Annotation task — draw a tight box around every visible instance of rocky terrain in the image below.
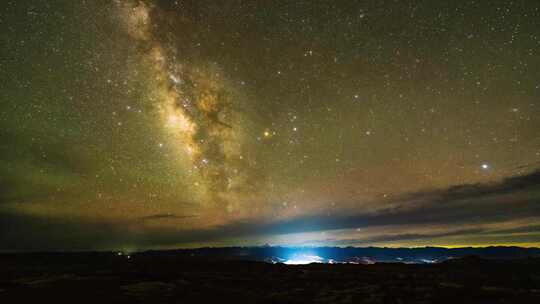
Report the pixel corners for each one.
[1,252,540,303]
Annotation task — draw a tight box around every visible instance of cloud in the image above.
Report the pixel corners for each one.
[1,170,539,251]
[139,213,199,221]
[158,169,540,245]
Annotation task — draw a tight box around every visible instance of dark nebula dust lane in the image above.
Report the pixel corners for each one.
[1,0,540,251]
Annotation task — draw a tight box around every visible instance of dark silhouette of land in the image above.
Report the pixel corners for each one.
[2,247,540,303]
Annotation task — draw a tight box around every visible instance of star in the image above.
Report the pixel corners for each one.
[3,0,540,251]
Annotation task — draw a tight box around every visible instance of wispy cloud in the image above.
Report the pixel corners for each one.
[1,170,539,251]
[139,213,199,221]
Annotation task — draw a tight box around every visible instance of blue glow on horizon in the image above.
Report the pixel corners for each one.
[282,248,325,264]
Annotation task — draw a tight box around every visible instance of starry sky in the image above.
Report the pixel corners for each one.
[1,0,540,251]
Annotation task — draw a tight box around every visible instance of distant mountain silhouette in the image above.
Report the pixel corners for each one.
[138,246,540,264]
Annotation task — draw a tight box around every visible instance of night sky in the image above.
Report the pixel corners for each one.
[1,0,540,251]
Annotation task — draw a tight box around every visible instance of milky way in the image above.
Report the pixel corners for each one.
[116,0,261,215]
[1,0,540,251]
